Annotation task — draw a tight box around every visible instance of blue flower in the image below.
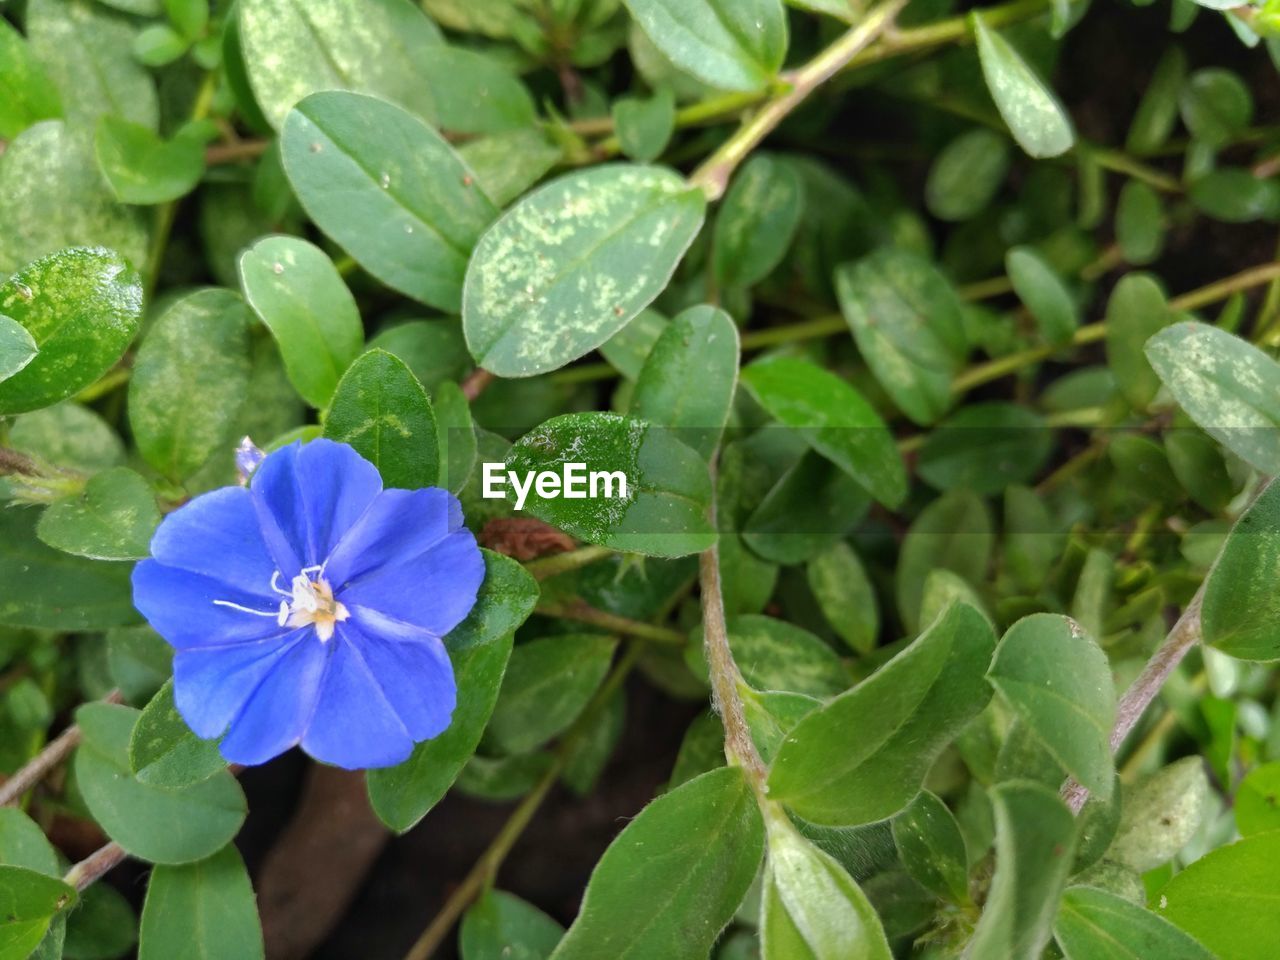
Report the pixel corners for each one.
[131,439,485,770]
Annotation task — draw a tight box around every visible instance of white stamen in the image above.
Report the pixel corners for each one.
[213,599,279,618]
[217,568,348,642]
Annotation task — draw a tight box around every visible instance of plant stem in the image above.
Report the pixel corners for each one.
[403,645,640,960]
[954,260,1280,395]
[63,842,127,892]
[523,544,613,579]
[0,690,122,808]
[534,600,685,645]
[698,466,768,789]
[1064,587,1204,813]
[690,0,911,200]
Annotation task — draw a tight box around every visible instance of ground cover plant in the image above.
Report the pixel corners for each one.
[1,0,1279,957]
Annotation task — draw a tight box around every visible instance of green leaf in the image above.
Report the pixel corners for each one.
[366,551,538,831]
[988,613,1116,799]
[458,129,562,208]
[1105,273,1172,410]
[93,117,205,205]
[0,316,38,385]
[549,767,765,960]
[621,0,787,93]
[36,467,159,561]
[917,403,1052,495]
[1054,885,1216,960]
[965,781,1077,960]
[1115,180,1166,266]
[0,809,60,875]
[1202,479,1280,660]
[688,615,848,698]
[972,12,1074,158]
[0,508,136,630]
[892,790,970,904]
[281,91,497,312]
[761,809,892,960]
[137,845,264,960]
[366,320,470,392]
[1126,47,1187,155]
[741,357,905,508]
[1006,247,1079,345]
[631,305,739,460]
[237,0,442,130]
[128,288,252,483]
[166,0,209,41]
[435,381,477,494]
[600,309,668,380]
[239,236,364,409]
[128,679,226,789]
[1146,321,1280,474]
[463,165,705,377]
[132,23,188,67]
[323,349,439,489]
[834,248,967,426]
[767,602,996,826]
[0,247,142,416]
[486,634,617,755]
[503,412,715,558]
[461,890,564,960]
[1154,832,1280,960]
[1235,762,1280,836]
[712,154,805,289]
[1179,68,1253,149]
[0,866,76,960]
[418,47,536,137]
[27,0,157,129]
[1109,757,1208,872]
[74,703,246,865]
[106,625,172,703]
[63,883,137,960]
[925,129,1011,222]
[0,19,61,139]
[613,88,676,163]
[1189,168,1280,223]
[896,489,993,633]
[806,542,878,655]
[0,123,148,277]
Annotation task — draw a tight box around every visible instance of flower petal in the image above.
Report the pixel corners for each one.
[299,628,417,769]
[172,630,310,739]
[341,619,456,742]
[132,560,290,650]
[324,487,461,587]
[250,439,382,575]
[339,528,484,638]
[149,486,277,596]
[216,633,330,765]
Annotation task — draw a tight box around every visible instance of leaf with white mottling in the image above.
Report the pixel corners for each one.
[973,13,1074,158]
[463,165,705,378]
[237,0,443,129]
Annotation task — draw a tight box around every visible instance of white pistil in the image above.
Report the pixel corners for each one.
[215,567,349,642]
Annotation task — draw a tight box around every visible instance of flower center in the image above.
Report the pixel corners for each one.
[213,564,349,642]
[280,570,349,642]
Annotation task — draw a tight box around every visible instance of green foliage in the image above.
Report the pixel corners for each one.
[137,846,263,960]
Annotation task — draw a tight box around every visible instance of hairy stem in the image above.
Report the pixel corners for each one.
[63,841,127,892]
[523,544,613,579]
[403,645,640,960]
[1064,588,1204,813]
[690,0,911,200]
